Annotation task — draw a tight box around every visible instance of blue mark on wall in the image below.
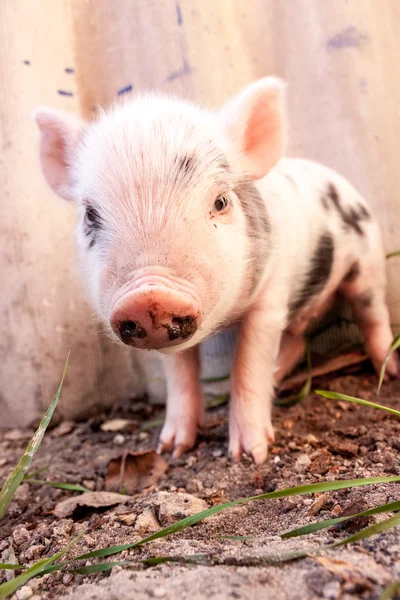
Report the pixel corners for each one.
[166,58,192,82]
[118,84,133,95]
[57,90,74,96]
[65,67,75,74]
[327,26,369,51]
[176,3,183,25]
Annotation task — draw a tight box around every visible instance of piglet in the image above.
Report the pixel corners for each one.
[34,78,398,464]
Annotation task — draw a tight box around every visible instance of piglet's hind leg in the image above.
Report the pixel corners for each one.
[340,258,399,379]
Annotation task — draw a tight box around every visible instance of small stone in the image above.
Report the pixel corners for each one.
[154,491,208,525]
[305,434,318,443]
[288,441,297,450]
[186,455,197,467]
[134,508,160,534]
[15,585,34,600]
[24,544,45,561]
[82,479,96,490]
[62,573,73,585]
[153,587,167,598]
[117,512,137,526]
[138,431,150,441]
[52,420,75,437]
[113,433,126,445]
[359,446,368,456]
[4,429,32,442]
[0,457,7,466]
[294,453,311,473]
[13,525,31,546]
[331,504,342,517]
[212,448,223,458]
[273,456,281,464]
[322,580,341,599]
[358,425,367,435]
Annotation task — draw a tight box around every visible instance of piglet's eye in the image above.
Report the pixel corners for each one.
[83,204,103,248]
[213,195,229,212]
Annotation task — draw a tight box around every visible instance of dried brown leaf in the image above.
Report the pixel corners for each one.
[53,491,132,519]
[105,450,168,494]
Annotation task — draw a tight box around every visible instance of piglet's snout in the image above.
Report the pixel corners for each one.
[110,285,202,349]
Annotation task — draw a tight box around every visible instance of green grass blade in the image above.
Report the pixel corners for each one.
[380,581,400,600]
[142,554,209,566]
[201,374,230,384]
[378,334,400,394]
[217,535,254,541]
[205,394,230,409]
[24,479,91,493]
[0,564,21,571]
[386,250,400,259]
[275,341,312,407]
[0,352,70,521]
[332,511,400,548]
[281,499,400,539]
[0,532,80,599]
[68,561,132,575]
[316,390,400,417]
[73,476,400,561]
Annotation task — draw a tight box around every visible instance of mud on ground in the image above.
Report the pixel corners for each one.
[1,366,400,600]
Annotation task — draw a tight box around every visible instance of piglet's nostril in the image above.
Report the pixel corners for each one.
[165,316,198,341]
[118,320,147,344]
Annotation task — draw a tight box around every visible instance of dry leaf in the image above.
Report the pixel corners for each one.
[307,492,329,516]
[105,450,168,494]
[53,491,132,519]
[313,555,357,576]
[100,419,137,432]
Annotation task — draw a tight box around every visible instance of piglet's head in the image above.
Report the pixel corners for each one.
[34,78,286,352]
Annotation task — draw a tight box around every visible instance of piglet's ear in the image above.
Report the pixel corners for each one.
[34,107,84,200]
[219,77,286,181]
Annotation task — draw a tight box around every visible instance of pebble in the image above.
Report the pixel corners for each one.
[0,457,7,466]
[322,580,341,599]
[331,504,342,517]
[134,507,160,534]
[15,586,34,600]
[113,433,126,445]
[12,525,31,546]
[82,479,96,490]
[154,491,208,525]
[117,512,137,526]
[153,587,167,598]
[24,544,45,561]
[273,456,281,464]
[212,448,223,458]
[294,453,311,473]
[62,573,73,585]
[52,420,75,437]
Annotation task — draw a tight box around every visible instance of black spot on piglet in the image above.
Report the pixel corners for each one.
[290,232,334,313]
[323,183,370,236]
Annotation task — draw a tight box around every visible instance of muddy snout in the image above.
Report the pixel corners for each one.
[110,285,202,349]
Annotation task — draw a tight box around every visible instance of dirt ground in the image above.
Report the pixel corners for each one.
[1,364,400,600]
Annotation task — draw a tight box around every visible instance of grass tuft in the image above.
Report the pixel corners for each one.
[316,390,400,417]
[0,353,70,521]
[377,334,400,394]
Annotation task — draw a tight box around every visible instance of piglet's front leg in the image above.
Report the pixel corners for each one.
[157,347,204,458]
[229,306,284,465]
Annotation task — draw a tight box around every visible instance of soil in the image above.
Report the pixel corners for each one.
[1,365,400,600]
